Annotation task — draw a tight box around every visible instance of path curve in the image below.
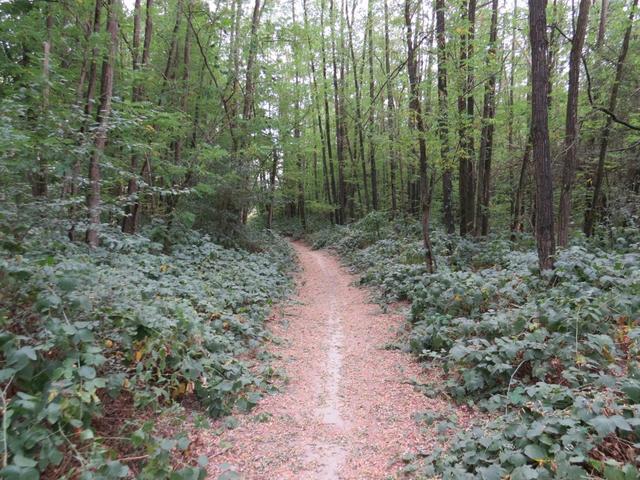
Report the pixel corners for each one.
[200,241,448,479]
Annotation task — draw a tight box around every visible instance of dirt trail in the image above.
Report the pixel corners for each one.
[201,241,449,479]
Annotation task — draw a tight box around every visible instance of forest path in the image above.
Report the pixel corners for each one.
[202,241,448,479]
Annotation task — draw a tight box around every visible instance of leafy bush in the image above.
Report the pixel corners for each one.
[0,217,292,479]
[312,219,640,478]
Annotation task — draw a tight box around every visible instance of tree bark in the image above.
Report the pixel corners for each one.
[474,0,498,236]
[86,0,119,247]
[292,0,306,230]
[596,0,609,49]
[367,0,378,211]
[346,3,370,212]
[528,0,555,270]
[304,0,333,213]
[405,0,435,272]
[123,0,153,234]
[320,0,338,222]
[435,0,453,234]
[557,0,590,246]
[330,0,347,224]
[457,0,476,236]
[584,0,638,237]
[384,0,398,217]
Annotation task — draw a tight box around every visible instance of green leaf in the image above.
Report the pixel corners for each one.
[478,464,506,480]
[105,461,129,478]
[524,444,547,461]
[13,454,37,468]
[511,465,540,480]
[78,366,96,379]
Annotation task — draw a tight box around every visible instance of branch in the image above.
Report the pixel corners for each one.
[187,14,239,147]
[581,55,640,132]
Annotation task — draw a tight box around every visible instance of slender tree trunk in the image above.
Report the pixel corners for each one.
[292,0,306,230]
[384,0,398,217]
[405,0,435,272]
[122,0,142,233]
[32,11,53,197]
[596,0,608,49]
[435,0,453,233]
[511,132,532,236]
[458,0,476,236]
[346,4,370,212]
[86,0,119,247]
[474,0,498,236]
[160,1,183,101]
[321,0,338,221]
[123,0,153,234]
[584,0,638,237]
[304,0,332,213]
[367,0,378,211]
[528,0,555,270]
[557,0,590,246]
[267,146,278,229]
[330,0,347,224]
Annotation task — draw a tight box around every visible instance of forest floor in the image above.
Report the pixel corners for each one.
[195,241,467,479]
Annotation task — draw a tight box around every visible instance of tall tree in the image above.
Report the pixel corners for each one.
[457,0,477,236]
[86,0,119,247]
[556,0,590,246]
[435,0,454,234]
[292,0,306,230]
[367,0,378,211]
[123,0,154,234]
[405,0,435,272]
[330,0,347,224]
[321,0,338,222]
[584,0,638,237]
[383,0,398,216]
[346,2,370,212]
[474,0,498,236]
[528,0,555,270]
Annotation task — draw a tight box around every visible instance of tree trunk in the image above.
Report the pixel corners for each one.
[435,0,453,233]
[511,132,532,237]
[458,0,476,236]
[528,0,555,270]
[123,0,153,234]
[320,0,338,222]
[474,0,498,236]
[596,0,609,49]
[557,0,590,246]
[584,0,637,237]
[32,11,53,197]
[367,0,378,211]
[346,4,370,212]
[330,0,347,224]
[267,146,278,229]
[405,0,435,272]
[384,0,398,217]
[292,0,306,230]
[304,0,333,213]
[86,0,119,247]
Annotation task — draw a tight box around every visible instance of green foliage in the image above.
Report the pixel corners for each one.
[0,219,292,478]
[313,219,640,477]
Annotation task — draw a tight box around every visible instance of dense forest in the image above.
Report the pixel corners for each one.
[1,0,640,477]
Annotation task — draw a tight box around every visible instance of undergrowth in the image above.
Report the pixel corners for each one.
[310,213,640,479]
[0,204,292,479]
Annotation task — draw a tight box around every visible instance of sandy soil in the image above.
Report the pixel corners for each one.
[197,241,455,479]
